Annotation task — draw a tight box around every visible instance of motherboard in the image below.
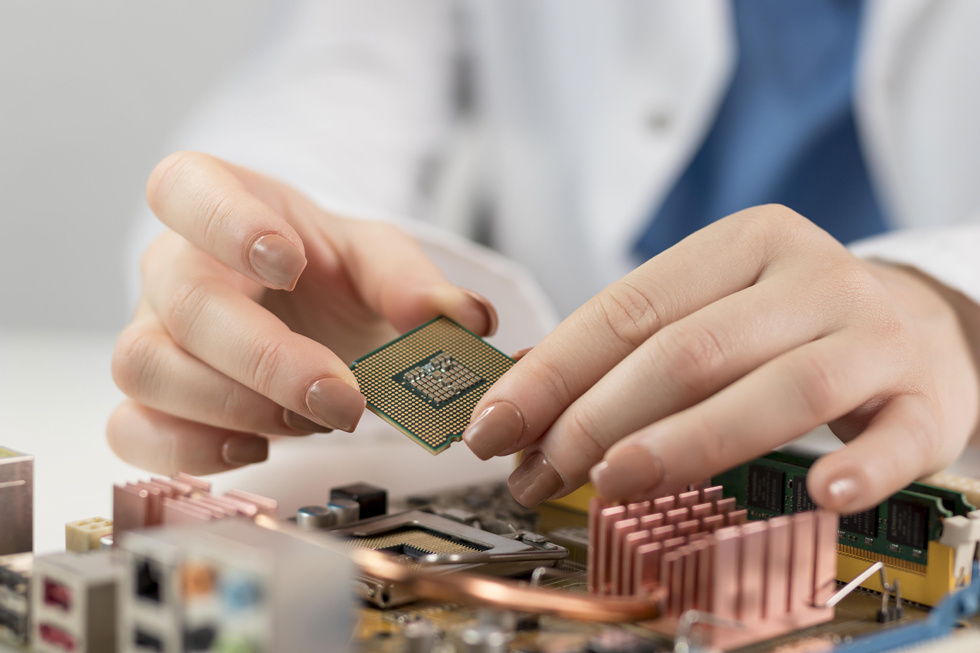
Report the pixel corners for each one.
[4,319,980,652]
[3,449,980,653]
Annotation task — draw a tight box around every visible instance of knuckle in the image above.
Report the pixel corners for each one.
[525,356,575,414]
[900,399,943,464]
[727,204,814,261]
[244,339,288,397]
[111,325,161,397]
[162,278,212,343]
[655,322,728,394]
[687,412,731,473]
[195,188,236,251]
[790,352,842,421]
[564,408,610,461]
[594,281,663,350]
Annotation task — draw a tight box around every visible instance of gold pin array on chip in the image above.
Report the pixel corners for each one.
[350,317,515,454]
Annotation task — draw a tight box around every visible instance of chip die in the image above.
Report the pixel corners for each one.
[350,316,515,454]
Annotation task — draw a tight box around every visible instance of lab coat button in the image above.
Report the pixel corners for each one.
[646,108,674,132]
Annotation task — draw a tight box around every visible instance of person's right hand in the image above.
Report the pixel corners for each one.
[108,152,497,475]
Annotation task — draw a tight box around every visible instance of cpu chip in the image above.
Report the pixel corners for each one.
[350,316,515,454]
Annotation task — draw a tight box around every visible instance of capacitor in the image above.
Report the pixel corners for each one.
[403,620,436,653]
[99,534,113,550]
[326,498,360,525]
[458,625,509,653]
[296,505,336,530]
[459,610,513,653]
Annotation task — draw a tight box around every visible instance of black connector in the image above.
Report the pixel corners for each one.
[0,606,27,637]
[135,558,162,603]
[134,628,164,651]
[183,625,218,651]
[330,482,387,519]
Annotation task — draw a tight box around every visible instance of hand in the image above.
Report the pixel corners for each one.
[109,152,496,475]
[464,205,980,511]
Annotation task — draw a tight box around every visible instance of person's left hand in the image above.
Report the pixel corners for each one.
[463,205,980,511]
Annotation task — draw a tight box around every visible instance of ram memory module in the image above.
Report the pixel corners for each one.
[712,450,976,605]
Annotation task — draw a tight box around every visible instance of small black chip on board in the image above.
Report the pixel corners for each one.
[792,475,818,513]
[841,508,879,538]
[747,465,785,513]
[794,476,879,537]
[887,498,929,550]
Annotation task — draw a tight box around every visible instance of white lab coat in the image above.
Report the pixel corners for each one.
[131,0,980,506]
[136,0,980,318]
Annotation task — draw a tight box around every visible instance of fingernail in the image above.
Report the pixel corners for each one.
[305,378,366,432]
[248,233,307,290]
[508,451,563,506]
[222,436,269,466]
[463,401,524,460]
[462,289,499,337]
[283,409,333,434]
[511,347,532,362]
[827,476,860,510]
[591,444,664,501]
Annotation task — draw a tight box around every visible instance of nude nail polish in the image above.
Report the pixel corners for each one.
[463,402,525,460]
[222,436,269,466]
[462,289,499,337]
[248,233,307,290]
[827,476,859,510]
[283,409,332,433]
[591,444,664,501]
[508,452,563,506]
[305,378,366,432]
[510,347,533,361]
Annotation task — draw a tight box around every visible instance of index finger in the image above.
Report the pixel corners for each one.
[146,151,307,291]
[463,208,792,461]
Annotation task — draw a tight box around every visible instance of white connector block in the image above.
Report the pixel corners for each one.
[939,512,980,584]
[66,517,113,553]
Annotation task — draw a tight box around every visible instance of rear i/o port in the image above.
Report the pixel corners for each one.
[0,607,27,638]
[135,558,162,603]
[39,623,76,651]
[183,625,217,651]
[43,578,73,611]
[134,628,164,651]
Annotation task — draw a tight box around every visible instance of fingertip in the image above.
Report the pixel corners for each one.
[106,400,266,476]
[305,377,366,432]
[247,232,307,290]
[591,443,664,502]
[283,408,333,434]
[511,347,533,361]
[463,401,524,460]
[221,435,269,466]
[807,456,874,513]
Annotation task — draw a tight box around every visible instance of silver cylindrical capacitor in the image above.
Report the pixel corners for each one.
[297,505,336,530]
[404,620,436,653]
[459,625,509,653]
[327,498,360,525]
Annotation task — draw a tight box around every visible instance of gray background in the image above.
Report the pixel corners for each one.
[0,1,269,334]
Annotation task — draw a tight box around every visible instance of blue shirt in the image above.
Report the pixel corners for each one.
[634,0,890,261]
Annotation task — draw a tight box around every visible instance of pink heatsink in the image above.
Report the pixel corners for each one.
[589,488,838,651]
